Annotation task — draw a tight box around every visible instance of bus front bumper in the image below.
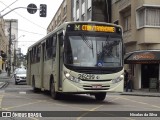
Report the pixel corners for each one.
[62,79,124,93]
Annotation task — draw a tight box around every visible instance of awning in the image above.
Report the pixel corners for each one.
[124,50,160,64]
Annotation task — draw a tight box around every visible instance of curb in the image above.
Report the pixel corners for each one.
[121,93,160,97]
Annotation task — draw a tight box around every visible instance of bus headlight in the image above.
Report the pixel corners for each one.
[64,71,80,83]
[112,75,124,84]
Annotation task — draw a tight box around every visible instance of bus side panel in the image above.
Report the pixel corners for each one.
[27,52,31,85]
[43,60,52,90]
[31,63,41,88]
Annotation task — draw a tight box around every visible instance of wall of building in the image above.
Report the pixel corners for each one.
[92,0,111,22]
[47,0,72,33]
[72,0,92,21]
[112,0,160,90]
[5,19,18,72]
[0,18,8,71]
[0,18,8,55]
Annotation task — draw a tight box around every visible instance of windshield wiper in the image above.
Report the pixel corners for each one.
[81,34,93,49]
[81,34,94,57]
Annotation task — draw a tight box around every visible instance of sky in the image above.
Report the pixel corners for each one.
[0,0,63,54]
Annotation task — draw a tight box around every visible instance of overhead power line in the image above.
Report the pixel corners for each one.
[4,24,45,36]
[0,0,19,12]
[0,1,47,30]
[17,28,45,36]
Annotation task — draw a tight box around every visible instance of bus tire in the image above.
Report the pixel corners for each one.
[50,80,59,100]
[32,77,40,92]
[94,92,106,101]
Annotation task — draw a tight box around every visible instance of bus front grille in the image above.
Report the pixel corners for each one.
[81,79,112,82]
[83,85,110,90]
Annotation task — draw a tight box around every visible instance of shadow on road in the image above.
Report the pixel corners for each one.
[33,90,119,105]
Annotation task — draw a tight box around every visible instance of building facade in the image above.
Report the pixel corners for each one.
[47,0,72,33]
[71,0,111,22]
[5,19,18,72]
[112,0,160,89]
[0,18,8,71]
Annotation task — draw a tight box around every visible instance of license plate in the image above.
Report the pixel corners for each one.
[92,85,102,88]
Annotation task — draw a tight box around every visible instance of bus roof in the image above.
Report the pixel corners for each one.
[27,21,122,51]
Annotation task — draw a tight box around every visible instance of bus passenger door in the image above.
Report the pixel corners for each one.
[58,32,64,90]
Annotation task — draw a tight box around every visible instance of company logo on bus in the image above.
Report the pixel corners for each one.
[74,25,115,33]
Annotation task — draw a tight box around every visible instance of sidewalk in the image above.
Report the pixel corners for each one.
[121,89,160,97]
[0,71,11,88]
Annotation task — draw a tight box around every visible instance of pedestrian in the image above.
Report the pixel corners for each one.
[126,69,133,92]
[124,70,128,87]
[5,66,8,72]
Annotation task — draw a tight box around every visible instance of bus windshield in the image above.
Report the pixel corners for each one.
[64,33,122,68]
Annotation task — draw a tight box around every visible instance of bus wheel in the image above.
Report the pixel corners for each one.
[50,80,59,100]
[94,92,106,101]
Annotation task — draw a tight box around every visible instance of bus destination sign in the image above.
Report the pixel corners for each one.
[67,24,115,33]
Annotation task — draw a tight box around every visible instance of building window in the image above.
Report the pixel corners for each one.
[55,20,57,25]
[81,14,85,21]
[63,5,67,15]
[87,8,91,21]
[73,7,75,21]
[58,14,61,22]
[82,1,85,15]
[76,0,79,10]
[76,9,79,20]
[120,9,131,32]
[87,0,91,9]
[124,15,131,31]
[137,7,160,28]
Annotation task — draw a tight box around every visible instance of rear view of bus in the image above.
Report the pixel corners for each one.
[62,22,124,100]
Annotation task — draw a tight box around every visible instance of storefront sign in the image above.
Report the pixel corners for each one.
[133,53,155,60]
[124,51,160,64]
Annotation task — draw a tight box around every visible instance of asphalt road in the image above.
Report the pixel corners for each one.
[0,77,160,120]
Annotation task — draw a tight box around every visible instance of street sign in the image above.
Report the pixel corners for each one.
[27,4,37,14]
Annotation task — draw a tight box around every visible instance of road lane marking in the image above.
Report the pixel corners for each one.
[44,101,90,110]
[77,96,121,120]
[0,91,4,110]
[3,92,47,101]
[77,96,136,120]
[120,97,160,109]
[3,100,46,110]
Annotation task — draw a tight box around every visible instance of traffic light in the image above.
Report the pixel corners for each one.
[40,4,47,17]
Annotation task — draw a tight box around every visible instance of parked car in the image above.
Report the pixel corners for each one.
[14,68,27,85]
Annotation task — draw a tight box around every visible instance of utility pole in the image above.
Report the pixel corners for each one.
[13,35,25,69]
[8,20,12,77]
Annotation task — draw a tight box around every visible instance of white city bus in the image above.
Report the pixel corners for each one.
[27,21,124,101]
